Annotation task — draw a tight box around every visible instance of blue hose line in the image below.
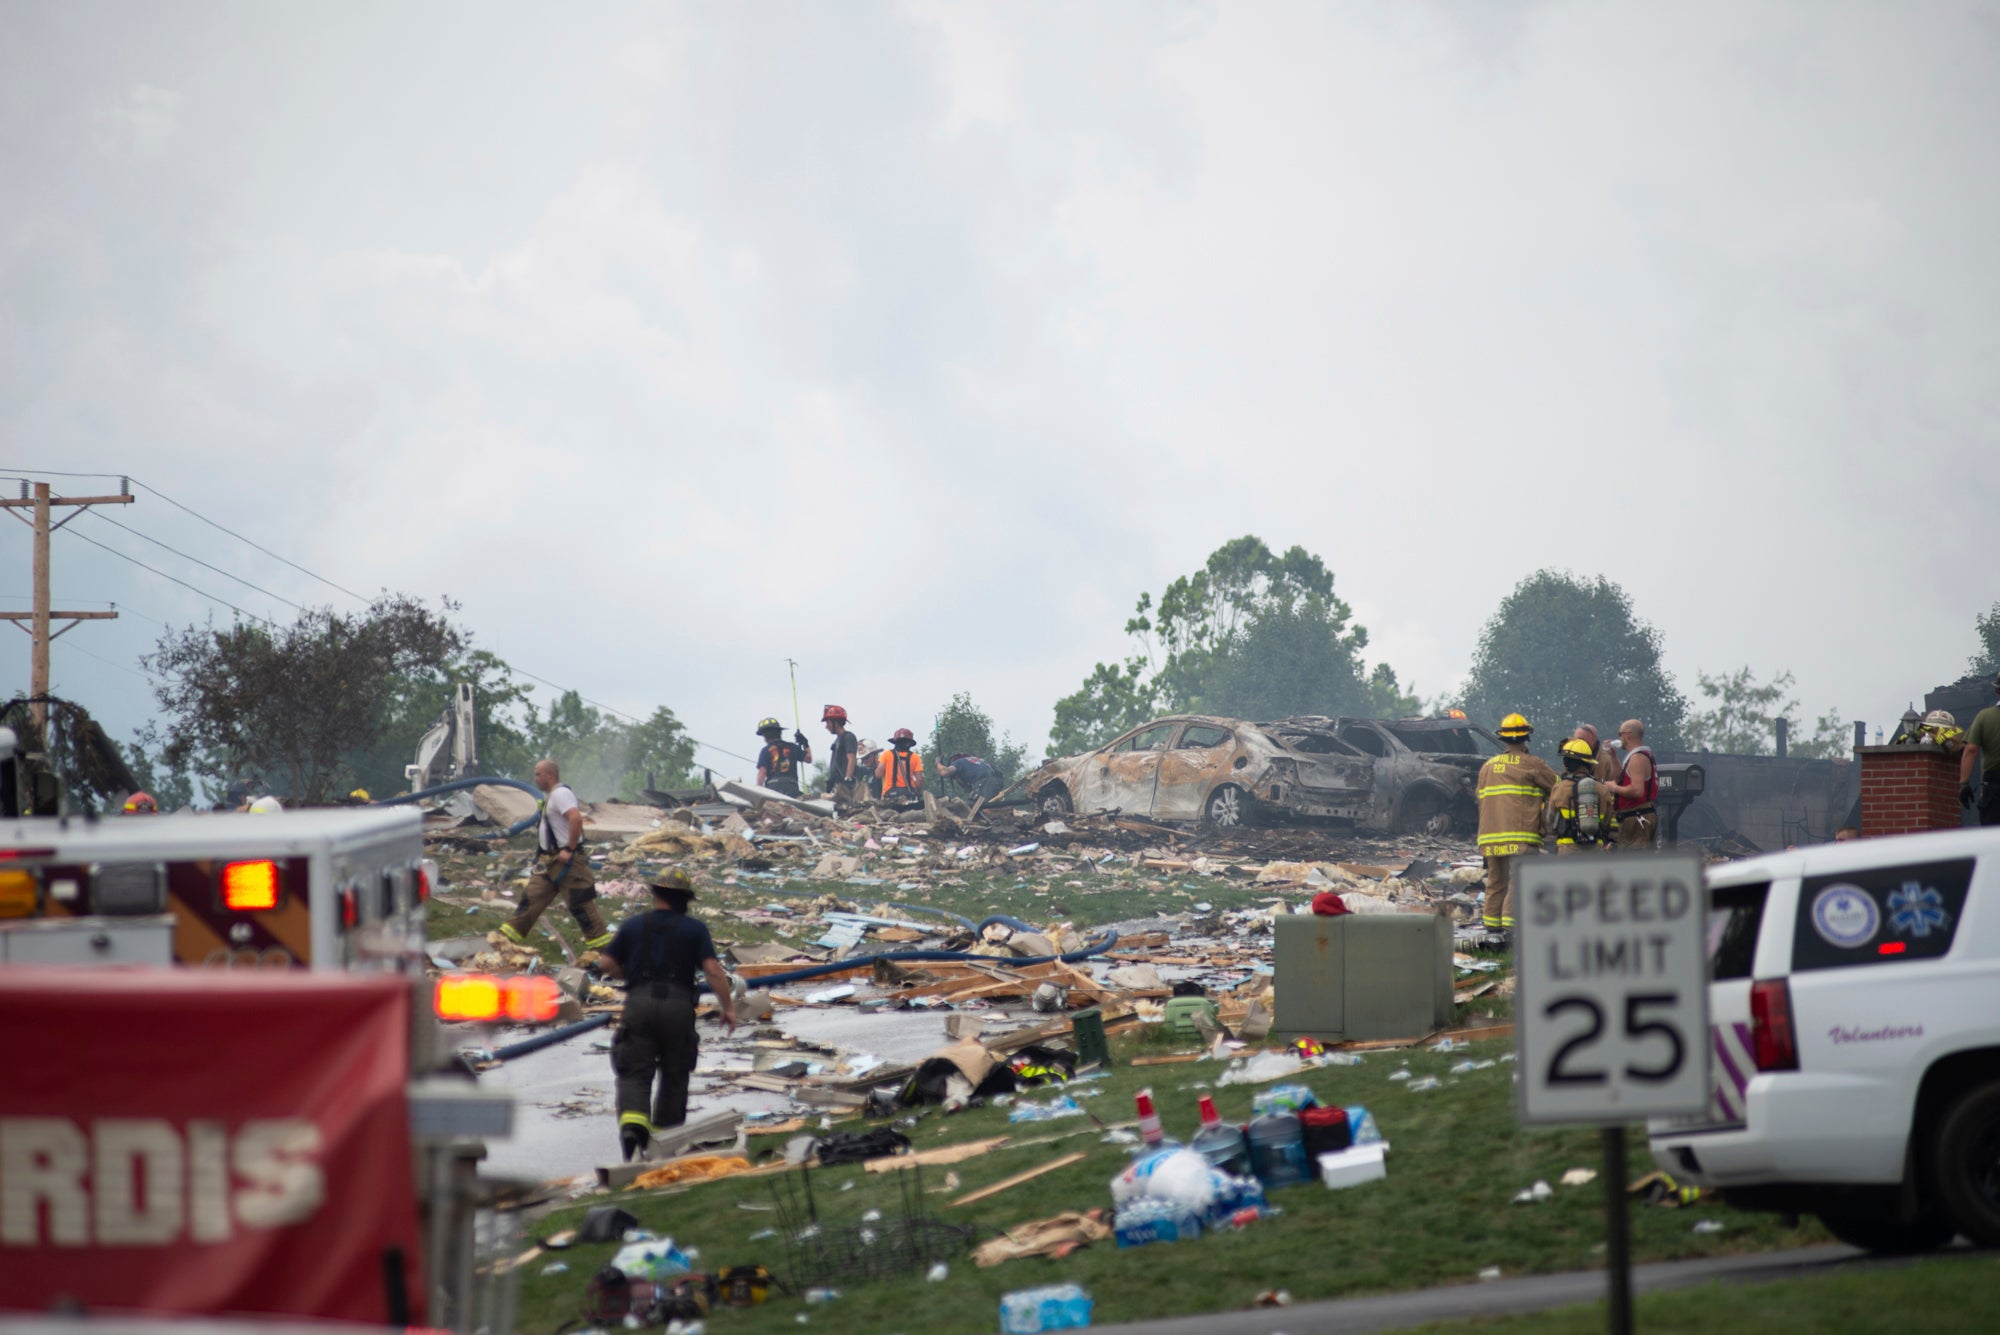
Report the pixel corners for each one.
[977,915,1040,935]
[486,928,1120,1063]
[725,927,1119,992]
[375,775,544,838]
[491,1012,611,1061]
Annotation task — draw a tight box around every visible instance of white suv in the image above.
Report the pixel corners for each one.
[1648,826,2000,1253]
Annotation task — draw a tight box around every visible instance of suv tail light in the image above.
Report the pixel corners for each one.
[415,859,436,903]
[1749,978,1799,1071]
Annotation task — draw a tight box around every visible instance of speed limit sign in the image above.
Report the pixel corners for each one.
[1517,851,1711,1125]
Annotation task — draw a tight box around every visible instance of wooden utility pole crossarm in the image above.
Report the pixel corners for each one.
[4,481,136,740]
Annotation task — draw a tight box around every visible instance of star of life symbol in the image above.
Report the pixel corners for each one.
[1887,881,1947,937]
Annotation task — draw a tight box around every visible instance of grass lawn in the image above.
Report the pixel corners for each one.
[503,1027,1827,1334]
[1392,1251,2000,1334]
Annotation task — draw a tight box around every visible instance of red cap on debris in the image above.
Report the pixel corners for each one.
[1198,1094,1220,1125]
[1135,1089,1157,1119]
[1310,891,1351,917]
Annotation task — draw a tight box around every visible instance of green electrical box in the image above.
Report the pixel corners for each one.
[1273,913,1453,1043]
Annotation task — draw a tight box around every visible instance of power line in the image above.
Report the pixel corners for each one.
[54,526,274,627]
[130,478,371,604]
[78,506,307,613]
[48,635,157,684]
[10,467,753,768]
[1,467,368,604]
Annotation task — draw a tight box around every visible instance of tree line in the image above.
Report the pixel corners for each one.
[118,546,2000,807]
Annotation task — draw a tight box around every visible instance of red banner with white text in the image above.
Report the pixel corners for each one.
[0,969,423,1322]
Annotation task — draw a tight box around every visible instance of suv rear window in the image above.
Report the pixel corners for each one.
[1708,882,1769,980]
[1791,857,1974,973]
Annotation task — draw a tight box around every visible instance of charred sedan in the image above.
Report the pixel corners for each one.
[1005,714,1481,834]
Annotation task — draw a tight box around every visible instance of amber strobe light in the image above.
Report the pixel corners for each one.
[0,869,36,918]
[434,974,561,1024]
[220,859,281,911]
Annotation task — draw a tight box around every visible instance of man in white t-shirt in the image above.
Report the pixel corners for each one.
[502,758,614,951]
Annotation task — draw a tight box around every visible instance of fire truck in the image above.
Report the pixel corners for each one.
[0,807,431,970]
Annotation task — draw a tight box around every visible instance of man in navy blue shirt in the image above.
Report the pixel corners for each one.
[938,754,1004,802]
[600,870,736,1161]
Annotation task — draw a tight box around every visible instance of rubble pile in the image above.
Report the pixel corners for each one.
[415,785,1513,1192]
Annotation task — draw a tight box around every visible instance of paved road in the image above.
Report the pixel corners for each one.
[1094,1242,1988,1334]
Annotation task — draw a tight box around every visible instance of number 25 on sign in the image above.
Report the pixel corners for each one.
[1517,852,1711,1125]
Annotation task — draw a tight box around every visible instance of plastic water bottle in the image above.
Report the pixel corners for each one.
[1190,1095,1251,1177]
[1247,1110,1312,1189]
[1000,1282,1094,1331]
[1135,1088,1164,1146]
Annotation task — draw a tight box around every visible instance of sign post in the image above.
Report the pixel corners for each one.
[1516,850,1710,1335]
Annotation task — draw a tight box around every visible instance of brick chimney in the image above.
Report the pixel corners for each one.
[1856,744,1962,837]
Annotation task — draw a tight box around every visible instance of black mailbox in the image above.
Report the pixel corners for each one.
[1654,762,1705,846]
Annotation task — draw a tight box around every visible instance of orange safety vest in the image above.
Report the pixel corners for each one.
[880,747,923,795]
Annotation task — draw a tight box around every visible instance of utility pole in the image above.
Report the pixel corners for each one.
[1,479,135,743]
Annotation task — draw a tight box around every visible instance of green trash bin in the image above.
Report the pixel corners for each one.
[1071,1005,1111,1068]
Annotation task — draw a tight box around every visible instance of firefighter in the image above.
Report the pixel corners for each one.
[502,759,614,953]
[820,705,860,805]
[598,870,736,1162]
[937,754,1005,803]
[1601,718,1659,849]
[878,728,924,807]
[1546,739,1609,854]
[121,791,158,814]
[1476,713,1558,942]
[753,717,812,797]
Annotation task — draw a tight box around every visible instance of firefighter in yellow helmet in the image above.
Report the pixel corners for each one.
[1546,739,1610,855]
[1476,713,1558,942]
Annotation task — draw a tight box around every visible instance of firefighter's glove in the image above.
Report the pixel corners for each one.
[1961,783,1978,810]
[794,730,810,750]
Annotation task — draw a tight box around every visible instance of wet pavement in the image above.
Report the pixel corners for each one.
[476,1003,995,1183]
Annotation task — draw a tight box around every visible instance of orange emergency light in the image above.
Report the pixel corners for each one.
[434,974,562,1024]
[220,859,282,911]
[0,869,36,918]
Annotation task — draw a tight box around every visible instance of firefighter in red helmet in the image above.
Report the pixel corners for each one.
[878,728,924,808]
[820,705,860,807]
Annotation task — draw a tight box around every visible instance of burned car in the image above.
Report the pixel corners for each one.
[1004,714,1488,834]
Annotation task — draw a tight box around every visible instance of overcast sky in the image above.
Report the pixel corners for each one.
[5,0,1997,780]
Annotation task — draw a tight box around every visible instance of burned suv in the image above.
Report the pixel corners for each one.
[1006,714,1484,834]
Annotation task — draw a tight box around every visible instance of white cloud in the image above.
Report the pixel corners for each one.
[4,0,1996,771]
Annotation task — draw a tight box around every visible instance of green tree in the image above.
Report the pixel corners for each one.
[1049,536,1411,755]
[346,647,537,796]
[142,595,464,803]
[123,738,203,812]
[1200,594,1421,722]
[1047,656,1156,757]
[1972,601,2000,677]
[1457,571,1687,757]
[929,692,1030,784]
[521,690,698,800]
[1686,666,1848,759]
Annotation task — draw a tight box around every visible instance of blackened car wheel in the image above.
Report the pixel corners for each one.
[1038,785,1074,819]
[1934,1081,2000,1247]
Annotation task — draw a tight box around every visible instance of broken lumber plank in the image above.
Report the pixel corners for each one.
[866,1136,1011,1172]
[949,1152,1089,1207]
[986,1007,1137,1055]
[1129,1052,1208,1066]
